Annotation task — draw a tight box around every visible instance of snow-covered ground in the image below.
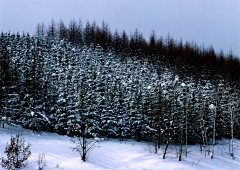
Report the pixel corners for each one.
[0,124,239,170]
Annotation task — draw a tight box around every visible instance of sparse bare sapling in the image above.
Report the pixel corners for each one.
[71,136,99,162]
[37,152,47,170]
[1,134,31,170]
[71,124,99,162]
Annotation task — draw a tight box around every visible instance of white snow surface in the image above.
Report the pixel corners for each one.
[0,124,240,170]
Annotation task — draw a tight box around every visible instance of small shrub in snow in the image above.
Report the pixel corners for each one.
[71,137,100,162]
[1,134,31,170]
[37,152,47,170]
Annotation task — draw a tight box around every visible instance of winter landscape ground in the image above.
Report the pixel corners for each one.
[1,124,239,170]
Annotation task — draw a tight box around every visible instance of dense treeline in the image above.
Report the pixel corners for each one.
[36,19,240,85]
[0,19,240,159]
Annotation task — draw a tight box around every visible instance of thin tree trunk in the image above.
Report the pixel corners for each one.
[212,85,218,159]
[158,121,162,149]
[211,105,216,159]
[162,112,165,154]
[231,107,234,159]
[199,103,205,155]
[162,131,165,154]
[33,48,36,133]
[175,143,178,158]
[184,97,188,158]
[203,122,209,156]
[158,97,162,149]
[82,133,86,162]
[154,138,158,154]
[202,101,209,156]
[179,126,183,161]
[163,134,170,159]
[81,125,86,162]
[200,119,205,155]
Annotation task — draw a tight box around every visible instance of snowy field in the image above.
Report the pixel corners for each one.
[0,124,239,170]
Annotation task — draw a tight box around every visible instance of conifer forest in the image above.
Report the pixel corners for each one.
[1,19,240,161]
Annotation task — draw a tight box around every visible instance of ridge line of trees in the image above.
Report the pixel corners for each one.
[34,19,240,85]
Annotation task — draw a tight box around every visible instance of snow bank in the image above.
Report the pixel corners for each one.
[0,124,239,170]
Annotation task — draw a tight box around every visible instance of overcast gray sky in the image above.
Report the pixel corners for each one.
[0,0,239,57]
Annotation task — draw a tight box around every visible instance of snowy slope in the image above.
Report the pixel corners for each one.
[0,124,239,170]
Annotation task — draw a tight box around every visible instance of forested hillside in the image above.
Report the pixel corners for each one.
[0,19,240,159]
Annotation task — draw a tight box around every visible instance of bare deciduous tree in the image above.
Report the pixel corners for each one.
[70,123,100,162]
